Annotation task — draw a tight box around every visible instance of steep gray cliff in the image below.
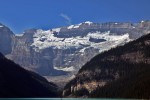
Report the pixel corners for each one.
[0,21,150,78]
[0,23,14,55]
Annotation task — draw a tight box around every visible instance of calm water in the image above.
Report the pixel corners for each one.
[0,98,137,100]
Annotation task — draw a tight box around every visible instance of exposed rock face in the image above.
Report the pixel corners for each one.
[10,29,65,75]
[0,23,14,55]
[0,21,150,77]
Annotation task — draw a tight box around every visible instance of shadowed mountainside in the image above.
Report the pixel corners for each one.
[63,33,150,99]
[0,53,58,98]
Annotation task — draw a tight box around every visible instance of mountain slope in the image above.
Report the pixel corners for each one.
[0,23,14,55]
[10,21,150,77]
[0,21,149,87]
[0,52,58,97]
[90,64,150,98]
[63,33,150,99]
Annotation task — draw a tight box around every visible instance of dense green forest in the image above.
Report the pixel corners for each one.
[63,33,150,99]
[90,63,150,98]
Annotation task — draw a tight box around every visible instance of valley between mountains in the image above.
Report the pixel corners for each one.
[0,20,150,98]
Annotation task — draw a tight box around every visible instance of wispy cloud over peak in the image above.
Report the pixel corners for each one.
[60,13,72,25]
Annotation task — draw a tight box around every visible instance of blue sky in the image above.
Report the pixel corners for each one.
[0,0,150,33]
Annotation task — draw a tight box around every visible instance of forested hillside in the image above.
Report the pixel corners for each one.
[63,33,150,99]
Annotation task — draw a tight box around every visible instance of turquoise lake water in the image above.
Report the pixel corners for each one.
[0,98,137,100]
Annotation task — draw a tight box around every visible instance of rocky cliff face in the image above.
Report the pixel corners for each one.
[10,22,129,76]
[1,21,150,78]
[0,23,14,55]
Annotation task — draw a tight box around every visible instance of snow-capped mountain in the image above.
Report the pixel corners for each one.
[31,30,130,51]
[31,30,130,73]
[1,21,150,77]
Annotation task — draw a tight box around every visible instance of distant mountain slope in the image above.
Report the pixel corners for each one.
[0,52,58,97]
[63,33,150,99]
[0,23,14,55]
[0,21,150,86]
[9,21,150,76]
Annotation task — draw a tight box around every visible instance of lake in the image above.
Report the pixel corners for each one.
[0,98,137,100]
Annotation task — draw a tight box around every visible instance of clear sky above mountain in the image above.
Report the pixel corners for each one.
[0,0,150,33]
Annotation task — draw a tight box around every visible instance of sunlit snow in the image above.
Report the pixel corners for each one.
[67,23,82,29]
[31,30,130,52]
[54,66,75,72]
[15,34,24,36]
[84,21,93,25]
[52,28,61,33]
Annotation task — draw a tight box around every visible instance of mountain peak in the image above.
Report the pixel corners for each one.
[0,25,4,28]
[84,21,93,25]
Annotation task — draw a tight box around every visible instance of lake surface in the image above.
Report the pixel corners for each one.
[0,98,137,100]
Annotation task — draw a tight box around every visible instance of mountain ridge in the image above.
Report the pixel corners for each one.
[63,33,150,98]
[0,20,150,86]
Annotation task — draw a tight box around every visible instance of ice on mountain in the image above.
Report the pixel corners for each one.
[15,34,24,36]
[31,29,130,52]
[79,48,87,53]
[52,28,61,33]
[68,25,74,29]
[84,21,93,25]
[132,26,135,28]
[73,25,80,28]
[54,66,75,72]
[67,24,81,29]
[141,20,145,23]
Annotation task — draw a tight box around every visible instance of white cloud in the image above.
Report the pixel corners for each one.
[60,13,72,25]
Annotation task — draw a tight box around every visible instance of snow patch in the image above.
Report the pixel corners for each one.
[79,48,87,53]
[67,23,82,29]
[67,21,93,29]
[15,34,24,37]
[54,66,75,72]
[68,25,74,29]
[52,28,61,33]
[84,21,93,25]
[0,25,3,28]
[73,25,80,28]
[141,20,146,23]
